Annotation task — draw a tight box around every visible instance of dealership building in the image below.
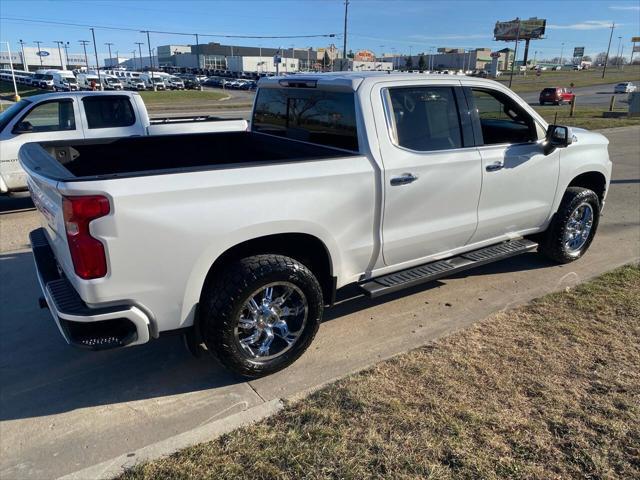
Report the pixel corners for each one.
[0,45,94,71]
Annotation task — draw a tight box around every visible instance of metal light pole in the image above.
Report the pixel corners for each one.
[34,41,44,67]
[195,33,201,71]
[508,18,521,88]
[90,28,102,88]
[602,23,615,78]
[105,42,114,68]
[615,36,622,68]
[54,41,65,69]
[19,39,28,71]
[141,31,156,90]
[132,50,136,69]
[135,42,144,71]
[559,42,564,66]
[63,42,70,69]
[4,42,20,100]
[79,40,90,71]
[342,0,349,69]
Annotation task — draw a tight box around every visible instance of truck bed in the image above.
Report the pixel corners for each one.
[20,131,358,181]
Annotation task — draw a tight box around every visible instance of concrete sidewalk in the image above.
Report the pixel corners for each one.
[1,127,638,479]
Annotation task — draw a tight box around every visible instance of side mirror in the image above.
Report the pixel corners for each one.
[544,125,573,155]
[13,121,33,134]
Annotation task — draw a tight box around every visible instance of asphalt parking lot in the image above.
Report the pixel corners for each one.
[1,126,638,479]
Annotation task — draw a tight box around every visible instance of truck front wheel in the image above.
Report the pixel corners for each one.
[201,255,323,377]
[539,187,600,263]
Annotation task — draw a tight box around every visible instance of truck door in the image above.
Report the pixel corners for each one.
[374,83,482,266]
[464,87,559,244]
[0,98,83,192]
[79,94,146,138]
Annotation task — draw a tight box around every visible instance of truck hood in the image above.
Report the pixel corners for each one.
[569,127,609,147]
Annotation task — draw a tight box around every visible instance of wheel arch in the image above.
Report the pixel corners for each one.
[567,171,607,204]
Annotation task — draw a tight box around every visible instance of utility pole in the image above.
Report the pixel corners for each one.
[79,40,90,71]
[63,42,70,69]
[342,0,349,70]
[19,39,29,71]
[620,45,625,70]
[141,31,156,90]
[602,23,615,78]
[132,50,137,70]
[54,41,65,69]
[34,40,44,67]
[90,28,102,88]
[135,42,144,71]
[194,33,201,71]
[105,42,114,68]
[508,18,521,88]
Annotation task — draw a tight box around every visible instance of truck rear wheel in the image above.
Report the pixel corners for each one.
[539,187,600,264]
[201,254,323,378]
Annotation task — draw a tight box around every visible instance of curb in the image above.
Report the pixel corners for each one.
[57,398,284,480]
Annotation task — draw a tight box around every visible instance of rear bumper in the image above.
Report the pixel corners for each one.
[29,228,151,350]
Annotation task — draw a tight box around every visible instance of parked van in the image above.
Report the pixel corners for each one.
[102,75,124,90]
[140,73,166,90]
[34,70,55,89]
[125,74,146,91]
[77,73,100,90]
[49,70,79,91]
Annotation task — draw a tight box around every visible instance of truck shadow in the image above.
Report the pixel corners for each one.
[1,249,552,422]
[0,251,244,422]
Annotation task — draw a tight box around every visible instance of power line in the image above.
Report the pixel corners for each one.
[0,16,337,39]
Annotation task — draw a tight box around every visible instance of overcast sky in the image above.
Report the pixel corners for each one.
[1,0,639,60]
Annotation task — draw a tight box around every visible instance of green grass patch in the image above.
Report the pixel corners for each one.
[138,89,229,106]
[0,80,42,100]
[119,265,640,480]
[497,65,640,93]
[532,105,640,130]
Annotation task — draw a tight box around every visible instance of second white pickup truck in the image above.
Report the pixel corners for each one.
[0,91,247,193]
[21,72,611,377]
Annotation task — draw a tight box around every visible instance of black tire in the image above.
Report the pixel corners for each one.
[539,101,545,106]
[539,187,600,264]
[201,254,323,378]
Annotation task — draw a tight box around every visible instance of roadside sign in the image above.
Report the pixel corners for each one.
[273,55,281,65]
[634,46,640,53]
[632,36,640,43]
[36,51,50,57]
[573,47,584,58]
[536,69,541,77]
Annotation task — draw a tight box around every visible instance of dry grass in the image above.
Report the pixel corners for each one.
[121,265,640,480]
[532,106,640,130]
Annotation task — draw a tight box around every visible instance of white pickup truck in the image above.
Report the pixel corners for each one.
[21,72,611,377]
[0,91,247,193]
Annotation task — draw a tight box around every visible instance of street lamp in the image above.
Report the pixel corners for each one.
[616,36,622,68]
[79,40,90,70]
[559,42,564,66]
[105,42,114,68]
[19,39,29,71]
[34,40,44,67]
[135,42,144,71]
[54,41,65,69]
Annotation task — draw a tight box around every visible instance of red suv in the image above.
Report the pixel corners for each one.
[539,87,575,105]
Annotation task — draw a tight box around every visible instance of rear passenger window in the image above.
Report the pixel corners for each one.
[471,89,536,145]
[386,87,463,152]
[253,88,359,151]
[82,96,135,129]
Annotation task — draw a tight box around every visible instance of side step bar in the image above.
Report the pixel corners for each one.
[359,239,538,298]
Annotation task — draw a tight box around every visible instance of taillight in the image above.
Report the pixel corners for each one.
[62,195,110,279]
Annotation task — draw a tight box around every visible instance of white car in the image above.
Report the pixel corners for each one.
[21,73,611,378]
[0,91,248,193]
[614,82,636,94]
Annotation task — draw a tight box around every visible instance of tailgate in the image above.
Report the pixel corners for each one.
[24,165,75,280]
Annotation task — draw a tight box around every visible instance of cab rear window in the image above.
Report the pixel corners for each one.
[252,88,359,151]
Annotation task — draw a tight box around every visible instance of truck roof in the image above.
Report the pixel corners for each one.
[25,90,140,103]
[258,71,505,91]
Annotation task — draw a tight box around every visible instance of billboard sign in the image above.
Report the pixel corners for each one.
[354,49,375,62]
[494,18,546,40]
[632,36,640,43]
[633,46,640,53]
[573,47,585,58]
[36,50,50,57]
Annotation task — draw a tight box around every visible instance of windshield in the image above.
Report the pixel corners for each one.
[66,78,77,83]
[106,78,119,84]
[43,75,53,80]
[33,74,44,79]
[0,99,32,132]
[152,77,163,83]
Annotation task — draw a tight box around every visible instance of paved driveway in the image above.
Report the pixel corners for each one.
[1,127,638,479]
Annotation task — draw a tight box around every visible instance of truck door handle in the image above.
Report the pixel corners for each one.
[390,173,418,186]
[486,162,504,172]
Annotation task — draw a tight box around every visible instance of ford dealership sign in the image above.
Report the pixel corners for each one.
[36,51,50,57]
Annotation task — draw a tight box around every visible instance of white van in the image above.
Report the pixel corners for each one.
[76,73,100,90]
[125,73,146,91]
[102,75,124,90]
[48,70,79,91]
[140,73,166,90]
[34,70,55,89]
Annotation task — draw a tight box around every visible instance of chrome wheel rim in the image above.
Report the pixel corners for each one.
[564,202,594,254]
[234,282,308,361]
